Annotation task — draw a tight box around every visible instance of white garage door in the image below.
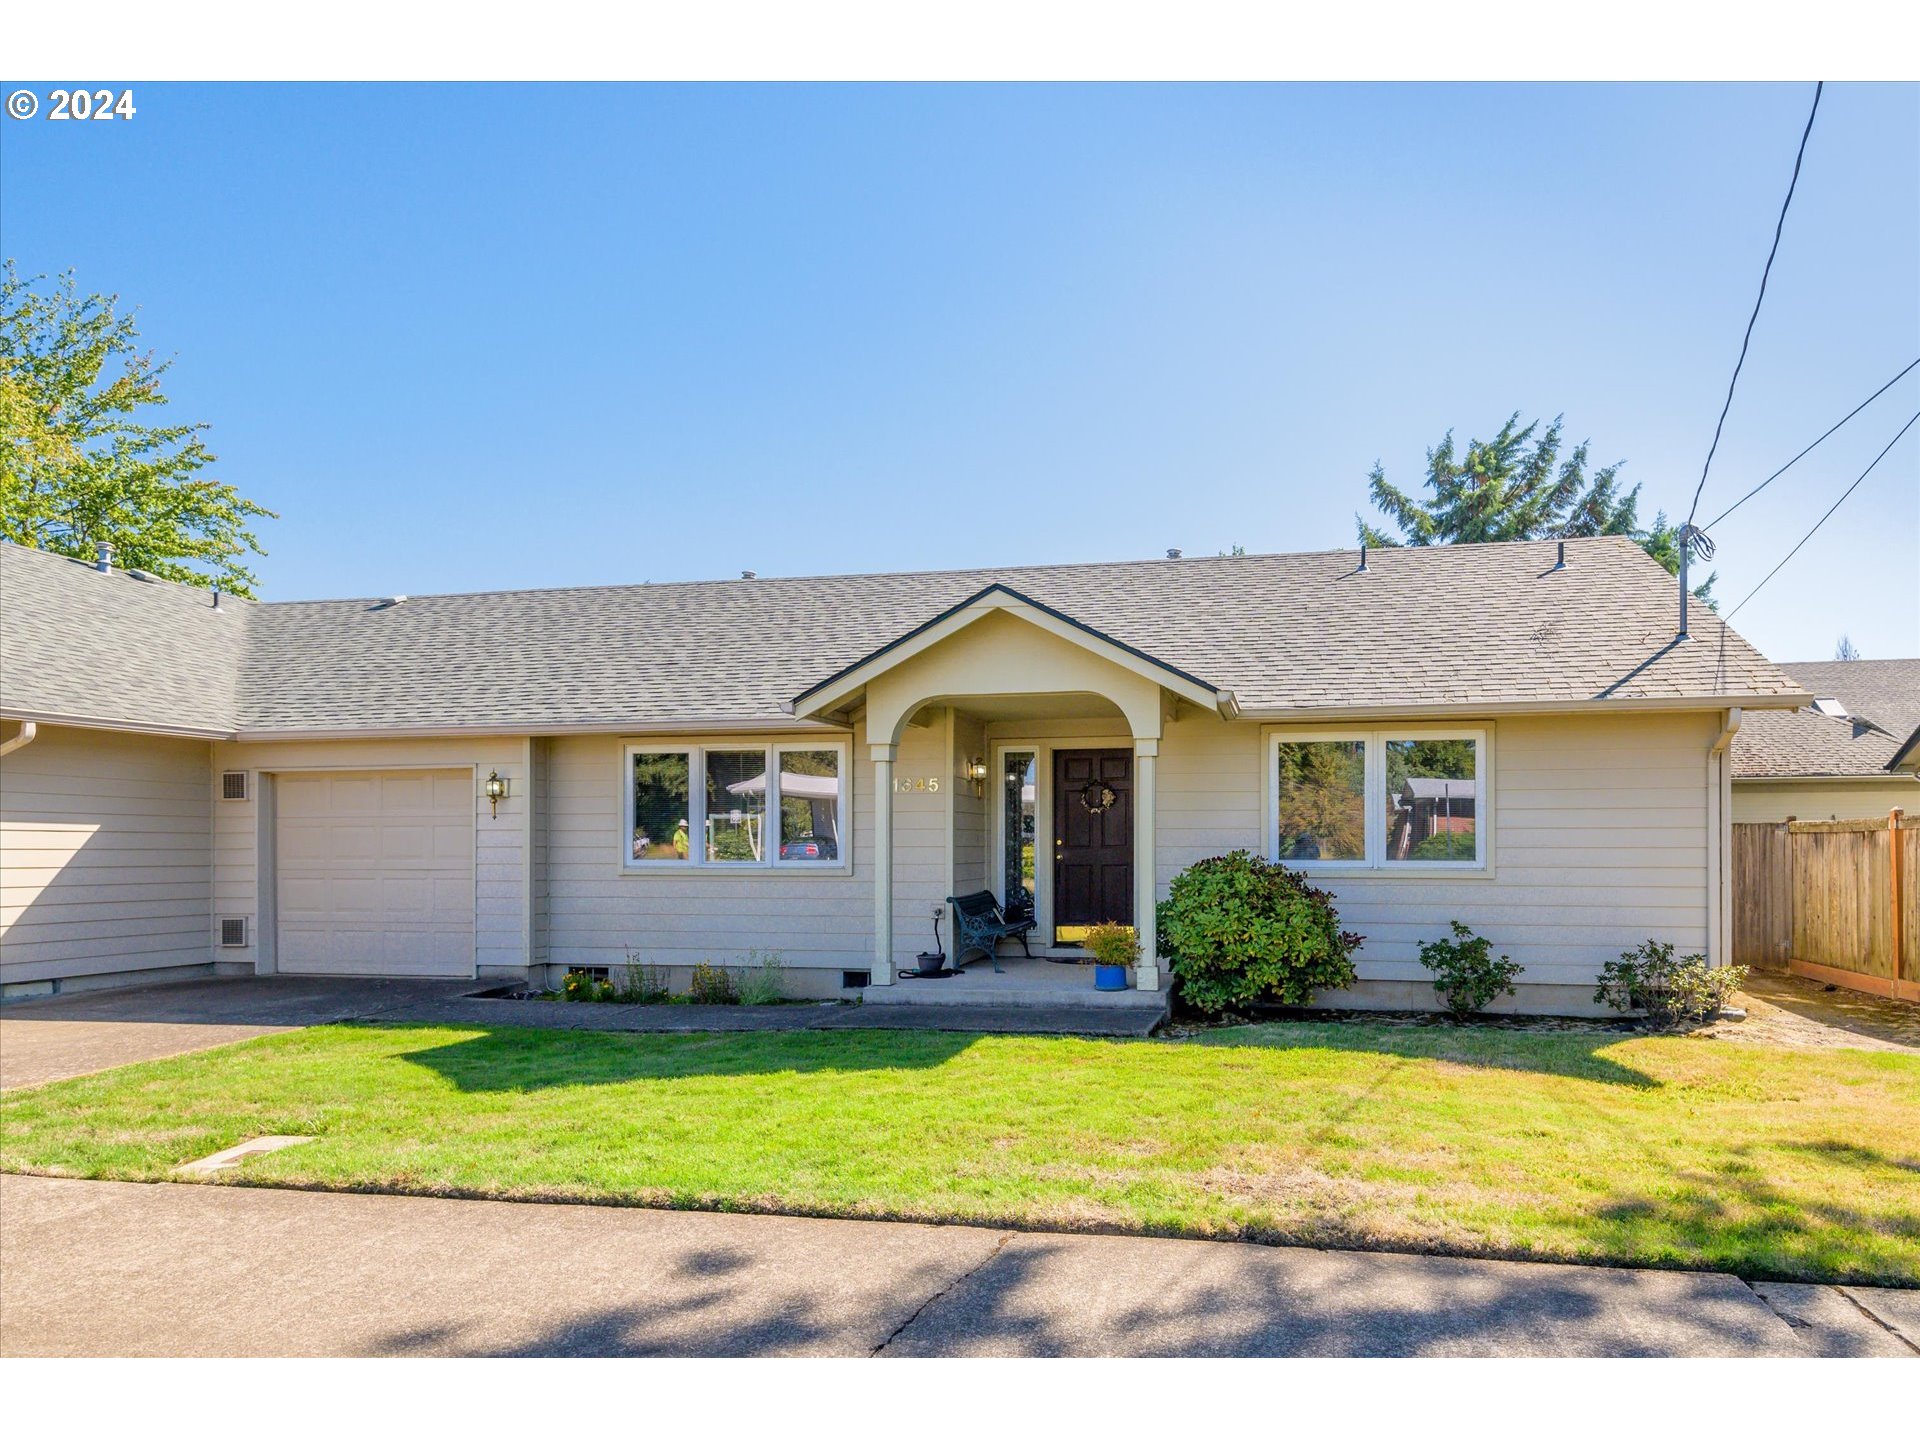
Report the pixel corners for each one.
[275,769,475,978]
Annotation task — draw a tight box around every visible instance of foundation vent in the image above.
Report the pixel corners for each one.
[221,771,249,801]
[219,917,248,948]
[841,969,871,990]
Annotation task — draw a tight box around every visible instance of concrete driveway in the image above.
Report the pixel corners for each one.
[2,1175,1914,1358]
[0,976,480,1090]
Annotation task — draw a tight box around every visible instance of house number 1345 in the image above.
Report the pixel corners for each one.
[892,776,940,793]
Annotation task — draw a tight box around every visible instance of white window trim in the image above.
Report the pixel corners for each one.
[622,739,852,874]
[1266,725,1491,875]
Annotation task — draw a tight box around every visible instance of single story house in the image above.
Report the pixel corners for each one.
[1,534,1806,1012]
[1730,659,1920,823]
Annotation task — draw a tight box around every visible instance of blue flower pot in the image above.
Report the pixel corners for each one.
[1094,964,1128,992]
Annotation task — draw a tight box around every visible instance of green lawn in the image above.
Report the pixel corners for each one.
[3,1020,1916,1283]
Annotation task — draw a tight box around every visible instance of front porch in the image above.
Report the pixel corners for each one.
[786,583,1244,1010]
[859,954,1170,1015]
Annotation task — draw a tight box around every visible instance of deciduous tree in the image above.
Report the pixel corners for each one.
[1,263,275,595]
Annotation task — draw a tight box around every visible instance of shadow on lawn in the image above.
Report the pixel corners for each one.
[1590,1143,1920,1285]
[397,1026,980,1093]
[1188,1023,1660,1089]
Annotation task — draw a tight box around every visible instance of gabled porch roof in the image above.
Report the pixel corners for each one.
[786,583,1239,723]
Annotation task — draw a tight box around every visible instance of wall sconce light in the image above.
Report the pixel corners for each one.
[484,770,509,817]
[965,757,989,797]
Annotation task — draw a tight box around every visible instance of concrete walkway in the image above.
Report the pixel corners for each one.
[1,1174,1913,1357]
[0,975,1159,1090]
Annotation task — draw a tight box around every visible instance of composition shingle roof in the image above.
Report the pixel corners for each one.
[1,534,1804,737]
[1731,658,1920,779]
[0,544,249,736]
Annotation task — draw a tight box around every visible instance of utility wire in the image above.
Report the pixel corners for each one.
[1702,355,1920,532]
[1724,408,1919,620]
[1684,80,1824,530]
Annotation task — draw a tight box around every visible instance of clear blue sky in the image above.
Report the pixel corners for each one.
[5,82,1916,661]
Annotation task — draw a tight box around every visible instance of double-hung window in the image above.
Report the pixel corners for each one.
[626,741,848,870]
[1270,729,1486,870]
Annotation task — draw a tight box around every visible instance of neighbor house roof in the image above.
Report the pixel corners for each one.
[1731,658,1920,780]
[0,544,250,737]
[1,534,1805,739]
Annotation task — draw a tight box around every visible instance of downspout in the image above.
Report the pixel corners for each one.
[1708,709,1742,969]
[0,721,39,757]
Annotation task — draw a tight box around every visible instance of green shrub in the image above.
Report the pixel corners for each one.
[1156,850,1362,1013]
[687,961,737,1005]
[561,968,614,1003]
[1417,921,1522,1018]
[1594,940,1746,1028]
[1083,922,1140,970]
[736,950,786,1006]
[616,949,672,1005]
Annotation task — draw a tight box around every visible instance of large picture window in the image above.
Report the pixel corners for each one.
[1270,730,1485,870]
[626,742,848,870]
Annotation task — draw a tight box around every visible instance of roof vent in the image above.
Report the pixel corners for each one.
[95,541,114,573]
[1811,698,1849,719]
[385,594,408,606]
[1357,544,1369,574]
[1166,548,1183,560]
[218,916,248,948]
[740,570,757,580]
[127,568,159,583]
[1552,540,1567,571]
[221,771,249,801]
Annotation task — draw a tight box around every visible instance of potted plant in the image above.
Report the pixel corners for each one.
[1082,922,1137,992]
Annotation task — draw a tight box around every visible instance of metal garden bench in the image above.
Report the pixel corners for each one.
[945,889,1036,972]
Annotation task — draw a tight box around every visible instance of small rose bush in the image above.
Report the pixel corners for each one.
[1157,850,1361,1013]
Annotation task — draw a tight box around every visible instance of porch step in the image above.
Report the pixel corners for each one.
[860,976,1169,1012]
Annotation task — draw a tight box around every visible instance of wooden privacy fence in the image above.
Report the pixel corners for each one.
[1732,810,1917,1002]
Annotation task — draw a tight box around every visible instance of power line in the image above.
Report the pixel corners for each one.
[1702,355,1920,532]
[1724,408,1919,620]
[1684,81,1824,530]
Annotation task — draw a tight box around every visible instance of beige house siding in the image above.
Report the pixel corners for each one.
[1152,710,1717,1003]
[1731,778,1917,824]
[211,735,528,977]
[543,727,872,986]
[1,724,213,991]
[949,708,989,900]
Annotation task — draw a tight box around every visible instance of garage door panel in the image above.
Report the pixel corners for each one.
[378,824,432,861]
[276,768,473,978]
[431,772,471,809]
[381,775,434,810]
[329,778,380,815]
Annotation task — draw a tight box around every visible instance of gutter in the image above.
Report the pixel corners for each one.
[0,721,37,757]
[1236,691,1808,724]
[0,710,236,741]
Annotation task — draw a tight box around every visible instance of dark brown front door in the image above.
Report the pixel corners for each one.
[1053,748,1132,940]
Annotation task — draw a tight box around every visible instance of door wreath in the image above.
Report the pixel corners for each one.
[1077,782,1118,815]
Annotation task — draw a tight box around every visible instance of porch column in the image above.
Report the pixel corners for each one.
[1133,737,1160,992]
[871,742,896,984]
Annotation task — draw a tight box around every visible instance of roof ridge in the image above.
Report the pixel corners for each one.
[253,534,1628,609]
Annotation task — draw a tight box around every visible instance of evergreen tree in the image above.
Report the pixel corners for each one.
[1358,412,1713,601]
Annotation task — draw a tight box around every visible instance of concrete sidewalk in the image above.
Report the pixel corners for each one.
[2,1175,1913,1357]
